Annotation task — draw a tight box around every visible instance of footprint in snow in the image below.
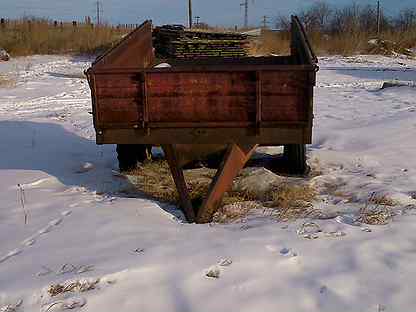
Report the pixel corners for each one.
[41,296,86,312]
[62,210,72,216]
[265,245,279,252]
[75,162,95,174]
[22,236,37,246]
[0,249,22,264]
[280,248,298,258]
[205,258,233,279]
[38,225,53,235]
[49,218,63,226]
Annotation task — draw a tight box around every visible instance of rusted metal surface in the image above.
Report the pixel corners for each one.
[291,16,318,65]
[86,16,319,223]
[197,144,258,223]
[91,69,313,130]
[96,127,307,145]
[92,20,154,70]
[162,145,196,222]
[93,73,143,126]
[162,143,257,223]
[147,71,256,123]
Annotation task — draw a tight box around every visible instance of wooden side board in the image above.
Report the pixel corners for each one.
[96,126,311,145]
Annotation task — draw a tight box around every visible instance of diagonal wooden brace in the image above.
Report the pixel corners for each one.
[162,144,196,222]
[196,143,258,223]
[163,143,258,224]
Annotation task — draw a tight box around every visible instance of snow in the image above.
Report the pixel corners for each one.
[1,54,416,311]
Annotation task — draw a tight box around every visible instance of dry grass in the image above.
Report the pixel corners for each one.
[128,161,177,203]
[252,30,416,57]
[129,160,318,222]
[128,161,218,205]
[128,161,317,221]
[129,161,258,208]
[358,193,397,225]
[213,201,261,223]
[265,184,317,220]
[48,279,99,297]
[0,18,130,56]
[0,74,16,88]
[250,31,290,55]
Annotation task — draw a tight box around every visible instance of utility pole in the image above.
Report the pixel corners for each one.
[188,0,193,29]
[376,0,381,37]
[194,16,201,27]
[240,0,248,28]
[96,1,100,26]
[261,15,269,29]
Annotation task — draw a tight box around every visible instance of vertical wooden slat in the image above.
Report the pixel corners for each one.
[142,72,150,135]
[256,71,262,135]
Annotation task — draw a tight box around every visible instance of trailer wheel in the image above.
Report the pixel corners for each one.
[116,144,151,172]
[284,144,307,175]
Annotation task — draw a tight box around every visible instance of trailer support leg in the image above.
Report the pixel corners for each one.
[196,143,258,223]
[163,143,257,224]
[162,145,196,223]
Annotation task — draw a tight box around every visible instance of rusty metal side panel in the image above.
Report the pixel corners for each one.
[260,71,309,122]
[94,73,143,126]
[92,21,154,70]
[146,72,257,123]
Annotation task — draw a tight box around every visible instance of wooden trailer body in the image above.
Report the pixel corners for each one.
[86,16,318,223]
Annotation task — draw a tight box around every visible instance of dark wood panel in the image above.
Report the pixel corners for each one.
[97,98,142,124]
[96,86,142,98]
[96,127,309,145]
[92,21,154,70]
[147,72,256,94]
[261,71,307,94]
[261,95,307,122]
[147,72,257,122]
[148,96,256,122]
[94,75,141,89]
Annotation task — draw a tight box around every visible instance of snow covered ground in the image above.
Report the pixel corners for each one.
[0,54,416,312]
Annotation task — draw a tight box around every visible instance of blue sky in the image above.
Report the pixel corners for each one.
[1,0,415,27]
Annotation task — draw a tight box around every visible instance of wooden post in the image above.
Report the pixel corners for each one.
[377,1,381,38]
[162,145,196,222]
[188,0,193,29]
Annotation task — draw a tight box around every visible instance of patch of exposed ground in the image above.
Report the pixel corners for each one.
[127,154,319,223]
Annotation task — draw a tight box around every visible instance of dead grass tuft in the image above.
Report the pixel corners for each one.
[265,184,318,220]
[128,161,218,205]
[213,201,261,223]
[127,160,178,203]
[129,161,318,222]
[358,193,396,225]
[250,31,290,56]
[48,279,99,297]
[0,75,16,88]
